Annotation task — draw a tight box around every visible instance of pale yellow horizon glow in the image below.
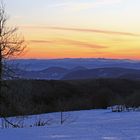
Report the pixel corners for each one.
[6,0,140,60]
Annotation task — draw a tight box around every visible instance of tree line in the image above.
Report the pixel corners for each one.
[1,79,140,117]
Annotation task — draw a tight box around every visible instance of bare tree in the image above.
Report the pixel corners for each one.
[0,1,26,117]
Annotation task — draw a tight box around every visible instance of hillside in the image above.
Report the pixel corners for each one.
[62,67,140,80]
[11,67,140,80]
[1,109,140,140]
[1,79,140,117]
[15,67,69,80]
[8,58,140,71]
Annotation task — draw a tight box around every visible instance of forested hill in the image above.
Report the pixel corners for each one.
[2,79,140,117]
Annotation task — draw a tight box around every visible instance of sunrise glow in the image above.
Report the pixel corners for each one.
[6,0,140,60]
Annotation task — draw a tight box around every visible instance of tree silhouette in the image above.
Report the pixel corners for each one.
[0,1,26,116]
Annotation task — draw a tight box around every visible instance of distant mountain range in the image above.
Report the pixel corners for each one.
[62,67,140,80]
[13,66,140,80]
[6,58,140,80]
[8,58,140,71]
[14,66,88,80]
[15,67,68,80]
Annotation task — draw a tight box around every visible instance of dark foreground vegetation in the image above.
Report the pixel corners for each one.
[1,79,140,117]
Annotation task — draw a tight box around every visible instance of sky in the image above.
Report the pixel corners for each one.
[4,0,140,59]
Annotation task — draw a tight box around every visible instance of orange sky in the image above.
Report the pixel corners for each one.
[7,0,140,60]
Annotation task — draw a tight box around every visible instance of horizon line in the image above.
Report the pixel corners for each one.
[9,57,140,61]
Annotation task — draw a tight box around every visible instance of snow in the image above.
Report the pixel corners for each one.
[0,109,140,140]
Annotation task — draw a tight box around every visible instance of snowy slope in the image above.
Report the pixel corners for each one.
[1,109,140,140]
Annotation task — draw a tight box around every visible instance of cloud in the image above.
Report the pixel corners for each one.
[29,40,53,44]
[58,39,108,49]
[50,0,124,11]
[21,26,139,37]
[77,0,123,10]
[48,27,139,37]
[29,38,108,49]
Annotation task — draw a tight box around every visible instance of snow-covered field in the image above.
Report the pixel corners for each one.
[1,109,140,140]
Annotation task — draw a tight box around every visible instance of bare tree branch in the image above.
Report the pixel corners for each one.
[0,1,27,120]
